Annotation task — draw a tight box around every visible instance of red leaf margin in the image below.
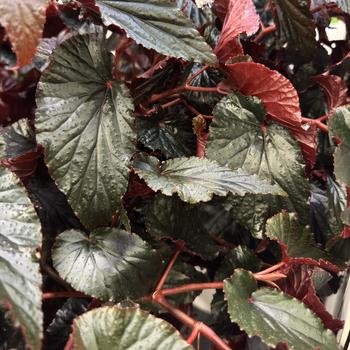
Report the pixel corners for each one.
[223,62,317,167]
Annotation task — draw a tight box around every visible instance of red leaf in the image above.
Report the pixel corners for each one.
[214,0,229,22]
[277,265,343,332]
[0,0,50,67]
[313,74,348,111]
[214,0,259,62]
[224,62,317,166]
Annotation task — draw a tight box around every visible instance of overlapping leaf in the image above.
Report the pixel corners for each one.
[73,306,193,350]
[52,228,164,301]
[224,62,317,166]
[145,194,220,259]
[329,105,350,187]
[0,165,42,349]
[137,108,196,158]
[313,74,348,111]
[206,92,309,223]
[35,33,136,229]
[95,0,217,64]
[265,212,338,271]
[0,0,49,66]
[277,265,343,332]
[133,154,282,204]
[214,0,259,62]
[274,0,317,55]
[224,269,339,350]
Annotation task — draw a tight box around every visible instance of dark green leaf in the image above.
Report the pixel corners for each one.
[52,228,165,301]
[224,269,339,350]
[265,211,331,262]
[329,105,350,187]
[137,108,196,158]
[133,154,283,204]
[274,0,317,55]
[96,0,217,64]
[223,193,293,238]
[145,194,220,259]
[0,165,42,349]
[46,298,90,350]
[73,306,193,350]
[0,119,36,160]
[35,33,136,229]
[215,245,261,281]
[206,92,309,223]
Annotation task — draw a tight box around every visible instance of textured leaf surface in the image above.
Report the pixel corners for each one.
[277,265,343,332]
[206,92,309,222]
[215,245,261,281]
[224,62,316,166]
[52,228,164,301]
[214,0,259,62]
[73,306,193,350]
[36,33,135,229]
[133,154,282,204]
[329,105,350,187]
[265,212,334,267]
[274,0,317,54]
[96,0,217,64]
[145,195,220,259]
[224,193,293,238]
[137,108,196,158]
[0,0,49,66]
[0,166,42,349]
[224,269,339,350]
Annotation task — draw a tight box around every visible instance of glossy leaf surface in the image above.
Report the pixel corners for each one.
[52,228,164,301]
[36,33,135,229]
[224,269,339,350]
[0,166,42,349]
[73,306,193,350]
[96,0,217,64]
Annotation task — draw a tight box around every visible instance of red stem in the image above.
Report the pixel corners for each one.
[153,294,231,350]
[161,282,224,296]
[187,322,203,344]
[255,261,285,275]
[155,240,185,291]
[185,65,210,85]
[43,291,89,300]
[301,117,328,133]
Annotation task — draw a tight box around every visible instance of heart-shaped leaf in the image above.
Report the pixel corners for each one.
[0,165,42,349]
[206,92,309,223]
[52,228,164,301]
[73,306,193,350]
[96,0,217,64]
[224,269,339,350]
[35,33,136,229]
[133,153,282,204]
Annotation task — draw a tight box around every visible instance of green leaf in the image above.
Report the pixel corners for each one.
[52,228,165,301]
[206,92,309,223]
[73,306,193,350]
[0,165,42,349]
[35,33,135,229]
[137,108,196,158]
[224,269,339,350]
[133,153,282,204]
[95,0,217,64]
[215,245,261,281]
[329,105,350,187]
[145,194,220,259]
[274,0,317,55]
[0,119,36,160]
[265,212,331,262]
[223,193,293,238]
